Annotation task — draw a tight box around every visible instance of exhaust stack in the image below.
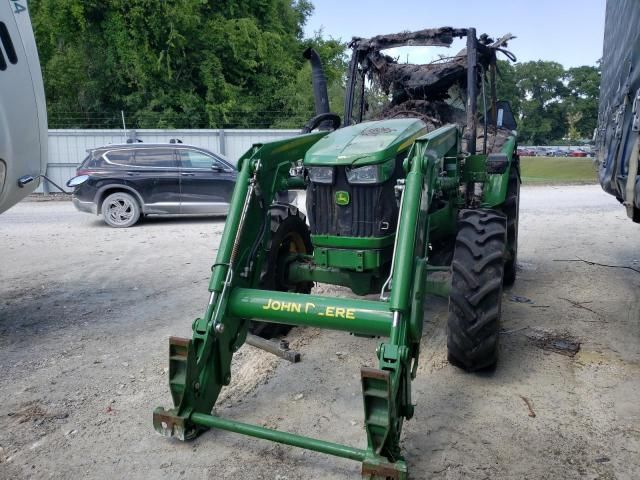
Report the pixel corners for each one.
[303,48,331,124]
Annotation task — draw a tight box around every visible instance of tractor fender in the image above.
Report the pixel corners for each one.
[482,152,520,207]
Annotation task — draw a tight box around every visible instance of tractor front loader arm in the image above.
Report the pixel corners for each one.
[154,125,463,479]
[362,125,460,470]
[153,132,326,439]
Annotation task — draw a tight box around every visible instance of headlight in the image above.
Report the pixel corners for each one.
[346,158,395,184]
[308,166,334,184]
[66,175,89,187]
[346,165,378,184]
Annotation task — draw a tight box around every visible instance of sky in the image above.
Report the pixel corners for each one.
[304,0,606,68]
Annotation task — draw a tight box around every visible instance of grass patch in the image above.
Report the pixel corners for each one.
[519,156,597,184]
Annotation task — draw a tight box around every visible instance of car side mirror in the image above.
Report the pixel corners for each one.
[211,164,224,172]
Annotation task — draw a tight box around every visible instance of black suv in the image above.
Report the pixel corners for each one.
[67,143,237,227]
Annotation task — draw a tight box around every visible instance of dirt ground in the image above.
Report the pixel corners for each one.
[0,185,638,479]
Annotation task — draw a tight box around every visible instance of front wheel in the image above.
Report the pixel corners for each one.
[250,203,313,338]
[101,192,141,228]
[447,209,507,371]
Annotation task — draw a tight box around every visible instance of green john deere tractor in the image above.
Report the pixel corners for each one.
[154,27,519,478]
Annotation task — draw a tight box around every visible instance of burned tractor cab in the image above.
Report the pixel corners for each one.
[341,27,517,151]
[302,27,519,287]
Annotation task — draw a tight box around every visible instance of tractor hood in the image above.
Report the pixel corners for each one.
[304,118,427,166]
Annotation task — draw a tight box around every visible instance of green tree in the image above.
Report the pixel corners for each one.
[30,0,345,129]
[495,59,600,144]
[495,59,521,117]
[513,61,568,144]
[564,65,600,140]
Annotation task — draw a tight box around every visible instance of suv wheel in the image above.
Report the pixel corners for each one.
[102,192,141,228]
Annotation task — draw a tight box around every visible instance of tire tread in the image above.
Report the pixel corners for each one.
[447,209,506,371]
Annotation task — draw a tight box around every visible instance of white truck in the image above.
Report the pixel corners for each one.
[0,0,47,214]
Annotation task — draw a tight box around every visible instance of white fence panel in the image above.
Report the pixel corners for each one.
[39,128,299,193]
[223,130,302,161]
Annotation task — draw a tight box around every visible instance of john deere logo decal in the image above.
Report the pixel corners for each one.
[335,191,350,206]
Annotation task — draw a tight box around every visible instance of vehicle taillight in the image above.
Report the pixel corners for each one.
[66,175,90,187]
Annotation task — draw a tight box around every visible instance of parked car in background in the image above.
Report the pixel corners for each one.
[546,148,567,157]
[568,149,588,157]
[532,147,548,156]
[517,147,536,156]
[66,143,237,227]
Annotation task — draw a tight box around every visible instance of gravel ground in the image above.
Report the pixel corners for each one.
[0,185,638,479]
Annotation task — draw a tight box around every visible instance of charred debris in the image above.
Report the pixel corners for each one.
[343,27,516,153]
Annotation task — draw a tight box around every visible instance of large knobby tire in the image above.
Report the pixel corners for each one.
[447,209,507,371]
[502,162,520,287]
[250,203,313,338]
[101,191,141,228]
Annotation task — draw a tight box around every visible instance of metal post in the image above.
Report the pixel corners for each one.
[466,28,478,154]
[42,164,49,194]
[121,110,127,143]
[343,49,359,126]
[490,57,498,128]
[481,66,488,155]
[219,129,227,156]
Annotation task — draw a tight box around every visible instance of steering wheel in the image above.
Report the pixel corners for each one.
[301,113,341,133]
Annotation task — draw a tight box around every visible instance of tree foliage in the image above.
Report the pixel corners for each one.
[30,2,599,140]
[496,60,600,144]
[30,0,346,129]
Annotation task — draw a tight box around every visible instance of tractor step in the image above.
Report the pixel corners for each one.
[168,336,190,407]
[361,367,392,454]
[361,457,408,480]
[361,367,408,479]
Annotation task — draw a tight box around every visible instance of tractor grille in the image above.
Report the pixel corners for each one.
[306,167,398,238]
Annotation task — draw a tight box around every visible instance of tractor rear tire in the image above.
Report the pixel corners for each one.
[502,162,520,287]
[447,209,507,372]
[250,203,313,339]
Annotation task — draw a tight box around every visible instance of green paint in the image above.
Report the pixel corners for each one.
[154,111,517,477]
[191,412,369,462]
[335,190,350,205]
[288,261,376,295]
[228,288,392,336]
[305,118,427,167]
[314,246,389,272]
[311,233,395,248]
